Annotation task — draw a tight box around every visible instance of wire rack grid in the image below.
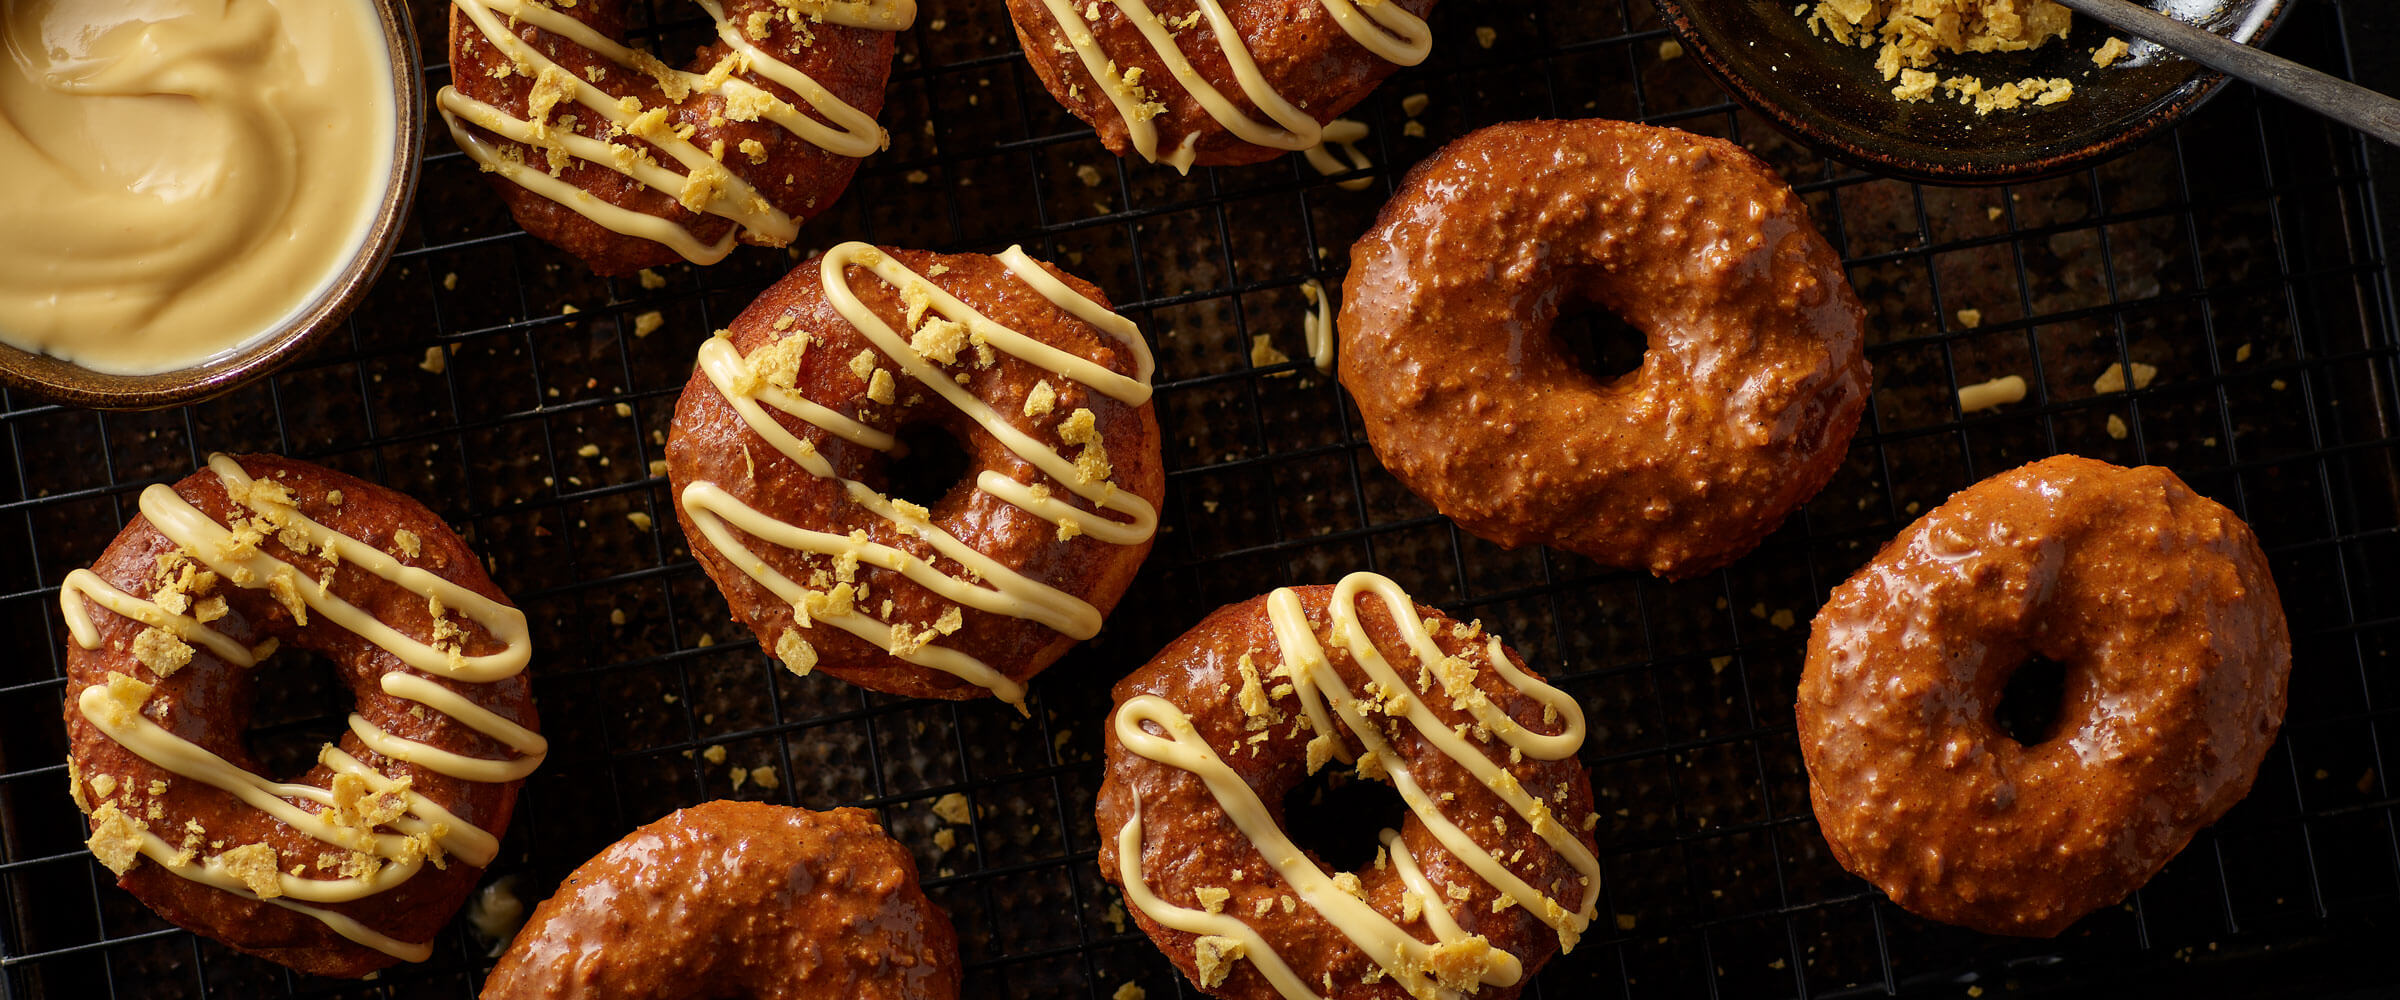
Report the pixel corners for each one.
[2,0,2397,997]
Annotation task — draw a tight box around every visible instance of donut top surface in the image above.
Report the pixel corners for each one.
[1338,119,1870,577]
[0,0,396,375]
[1798,455,2291,936]
[481,802,958,1000]
[439,0,911,267]
[671,243,1160,706]
[60,453,543,967]
[1104,572,1599,999]
[1009,0,1432,171]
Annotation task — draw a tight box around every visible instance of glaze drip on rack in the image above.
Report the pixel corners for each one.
[59,454,544,962]
[1114,572,1599,999]
[1033,0,1430,171]
[684,242,1157,708]
[437,0,914,263]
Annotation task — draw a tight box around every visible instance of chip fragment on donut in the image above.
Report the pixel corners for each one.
[666,243,1165,707]
[481,801,959,999]
[1799,455,2291,936]
[1098,572,1600,999]
[1003,0,1437,171]
[440,0,913,274]
[60,453,544,978]
[1340,118,1871,578]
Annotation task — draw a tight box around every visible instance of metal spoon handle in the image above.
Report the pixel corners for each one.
[2050,0,2400,147]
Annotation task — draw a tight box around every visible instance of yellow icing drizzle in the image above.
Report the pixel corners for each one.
[1033,0,1430,172]
[683,242,1157,708]
[1112,572,1600,997]
[436,0,913,263]
[59,454,542,961]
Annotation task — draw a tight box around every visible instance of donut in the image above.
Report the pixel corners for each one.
[60,454,544,977]
[439,0,911,274]
[1003,0,1436,171]
[1339,119,1871,578]
[1098,571,1599,999]
[481,801,958,999]
[666,242,1165,707]
[1798,455,2291,936]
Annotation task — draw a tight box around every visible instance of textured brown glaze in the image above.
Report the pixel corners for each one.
[63,455,537,978]
[1003,0,1437,168]
[1097,585,1597,1000]
[445,0,894,275]
[667,247,1164,701]
[482,802,958,1000]
[1340,119,1870,578]
[1798,455,2291,936]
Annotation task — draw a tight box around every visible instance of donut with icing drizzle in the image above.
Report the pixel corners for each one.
[60,454,543,977]
[1003,0,1437,172]
[1098,572,1599,1000]
[1340,119,1870,578]
[481,801,958,999]
[441,0,912,274]
[666,243,1164,706]
[1799,455,2290,936]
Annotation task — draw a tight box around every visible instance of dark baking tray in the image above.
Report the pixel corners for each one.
[3,0,2396,996]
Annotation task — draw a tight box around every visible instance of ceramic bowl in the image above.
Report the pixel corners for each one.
[1650,0,2285,184]
[0,0,425,411]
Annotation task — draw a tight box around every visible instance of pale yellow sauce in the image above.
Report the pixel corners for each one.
[0,0,395,375]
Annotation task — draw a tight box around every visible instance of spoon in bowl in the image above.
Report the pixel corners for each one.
[2051,0,2399,147]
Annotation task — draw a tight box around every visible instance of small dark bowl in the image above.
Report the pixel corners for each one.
[1651,0,2284,184]
[0,0,424,411]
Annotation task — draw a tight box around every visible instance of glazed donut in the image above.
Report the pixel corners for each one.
[440,0,911,274]
[1799,455,2290,936]
[1098,572,1599,1000]
[1340,119,1870,578]
[1003,0,1436,171]
[481,801,958,999]
[60,454,543,977]
[667,243,1165,707]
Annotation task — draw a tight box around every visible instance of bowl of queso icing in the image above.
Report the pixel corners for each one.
[0,0,419,408]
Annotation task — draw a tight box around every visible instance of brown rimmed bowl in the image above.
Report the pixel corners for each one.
[0,0,425,411]
[1651,0,2286,185]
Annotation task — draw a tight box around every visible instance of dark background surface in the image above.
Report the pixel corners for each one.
[3,0,2397,997]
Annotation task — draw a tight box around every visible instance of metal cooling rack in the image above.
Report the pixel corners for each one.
[4,0,2397,996]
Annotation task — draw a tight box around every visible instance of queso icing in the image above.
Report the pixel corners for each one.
[0,0,395,375]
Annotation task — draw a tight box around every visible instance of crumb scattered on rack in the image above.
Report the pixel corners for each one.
[1956,308,1982,329]
[2106,414,2129,439]
[2093,361,2157,393]
[1475,26,1496,48]
[1958,374,2027,413]
[419,346,447,375]
[933,792,972,825]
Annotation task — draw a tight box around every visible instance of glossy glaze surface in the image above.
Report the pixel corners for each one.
[1340,119,1869,579]
[667,247,1164,702]
[1798,455,2290,936]
[1003,0,1437,169]
[1098,581,1598,1000]
[63,455,537,977]
[443,0,897,275]
[482,802,958,1000]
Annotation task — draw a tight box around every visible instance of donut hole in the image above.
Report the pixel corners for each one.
[1280,766,1410,872]
[883,421,975,511]
[244,645,353,781]
[1551,294,1649,387]
[1993,654,2071,746]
